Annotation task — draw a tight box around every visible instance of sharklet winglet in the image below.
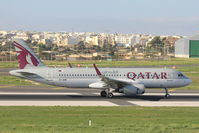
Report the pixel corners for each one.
[68,62,72,68]
[93,64,105,79]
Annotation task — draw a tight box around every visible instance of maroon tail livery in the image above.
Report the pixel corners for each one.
[13,39,44,69]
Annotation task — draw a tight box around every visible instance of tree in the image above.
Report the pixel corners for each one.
[37,44,46,57]
[148,36,165,55]
[25,39,31,44]
[91,45,101,52]
[75,41,86,53]
[102,44,116,52]
[149,36,162,45]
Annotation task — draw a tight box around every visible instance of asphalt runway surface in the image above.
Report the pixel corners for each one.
[0,85,199,106]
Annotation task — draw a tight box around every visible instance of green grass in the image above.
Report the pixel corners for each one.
[1,58,199,68]
[0,76,50,86]
[0,61,18,68]
[0,106,199,133]
[45,58,199,67]
[177,66,199,72]
[0,76,31,86]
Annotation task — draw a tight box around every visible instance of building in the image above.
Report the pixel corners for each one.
[175,34,199,58]
[85,35,98,45]
[13,32,29,40]
[56,39,68,46]
[90,35,98,45]
[0,30,7,36]
[68,35,81,45]
[115,34,132,45]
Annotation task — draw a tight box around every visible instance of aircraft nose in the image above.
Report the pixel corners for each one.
[186,78,192,85]
[188,79,192,84]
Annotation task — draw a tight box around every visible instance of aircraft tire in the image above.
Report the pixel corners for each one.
[107,93,113,98]
[100,91,107,97]
[165,94,170,98]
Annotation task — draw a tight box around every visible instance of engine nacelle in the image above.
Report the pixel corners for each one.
[122,84,145,95]
[89,81,108,89]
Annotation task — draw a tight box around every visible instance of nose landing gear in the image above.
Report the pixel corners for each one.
[164,88,170,98]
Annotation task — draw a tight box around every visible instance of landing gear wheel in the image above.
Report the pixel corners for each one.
[165,94,170,98]
[107,93,113,98]
[164,88,170,98]
[100,91,107,97]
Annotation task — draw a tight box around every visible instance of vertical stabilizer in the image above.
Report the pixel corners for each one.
[13,39,45,69]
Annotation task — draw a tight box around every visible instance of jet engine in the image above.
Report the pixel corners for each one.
[89,81,108,89]
[121,84,145,95]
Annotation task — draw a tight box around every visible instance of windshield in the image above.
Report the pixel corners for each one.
[178,73,184,77]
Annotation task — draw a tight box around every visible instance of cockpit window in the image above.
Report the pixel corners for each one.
[178,73,184,77]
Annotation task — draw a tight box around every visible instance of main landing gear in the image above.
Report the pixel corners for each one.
[100,91,107,97]
[164,88,170,98]
[100,89,113,98]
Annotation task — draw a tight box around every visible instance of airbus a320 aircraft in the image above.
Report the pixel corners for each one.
[10,39,192,98]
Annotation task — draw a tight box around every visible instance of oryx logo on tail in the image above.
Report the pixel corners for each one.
[13,40,44,69]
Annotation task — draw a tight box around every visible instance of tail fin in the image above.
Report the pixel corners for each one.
[13,39,45,69]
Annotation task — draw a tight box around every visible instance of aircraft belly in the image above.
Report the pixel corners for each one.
[56,79,99,88]
[165,79,186,88]
[142,79,166,88]
[143,79,185,88]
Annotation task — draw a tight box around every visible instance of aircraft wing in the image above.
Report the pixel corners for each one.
[93,64,134,88]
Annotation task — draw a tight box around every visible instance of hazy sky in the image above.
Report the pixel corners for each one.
[0,0,199,35]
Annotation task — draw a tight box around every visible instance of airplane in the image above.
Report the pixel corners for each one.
[9,39,192,98]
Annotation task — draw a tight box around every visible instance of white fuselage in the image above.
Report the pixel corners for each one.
[10,67,192,89]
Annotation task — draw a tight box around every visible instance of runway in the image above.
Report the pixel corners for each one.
[0,85,199,106]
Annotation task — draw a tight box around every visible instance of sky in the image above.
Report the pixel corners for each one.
[0,0,199,35]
